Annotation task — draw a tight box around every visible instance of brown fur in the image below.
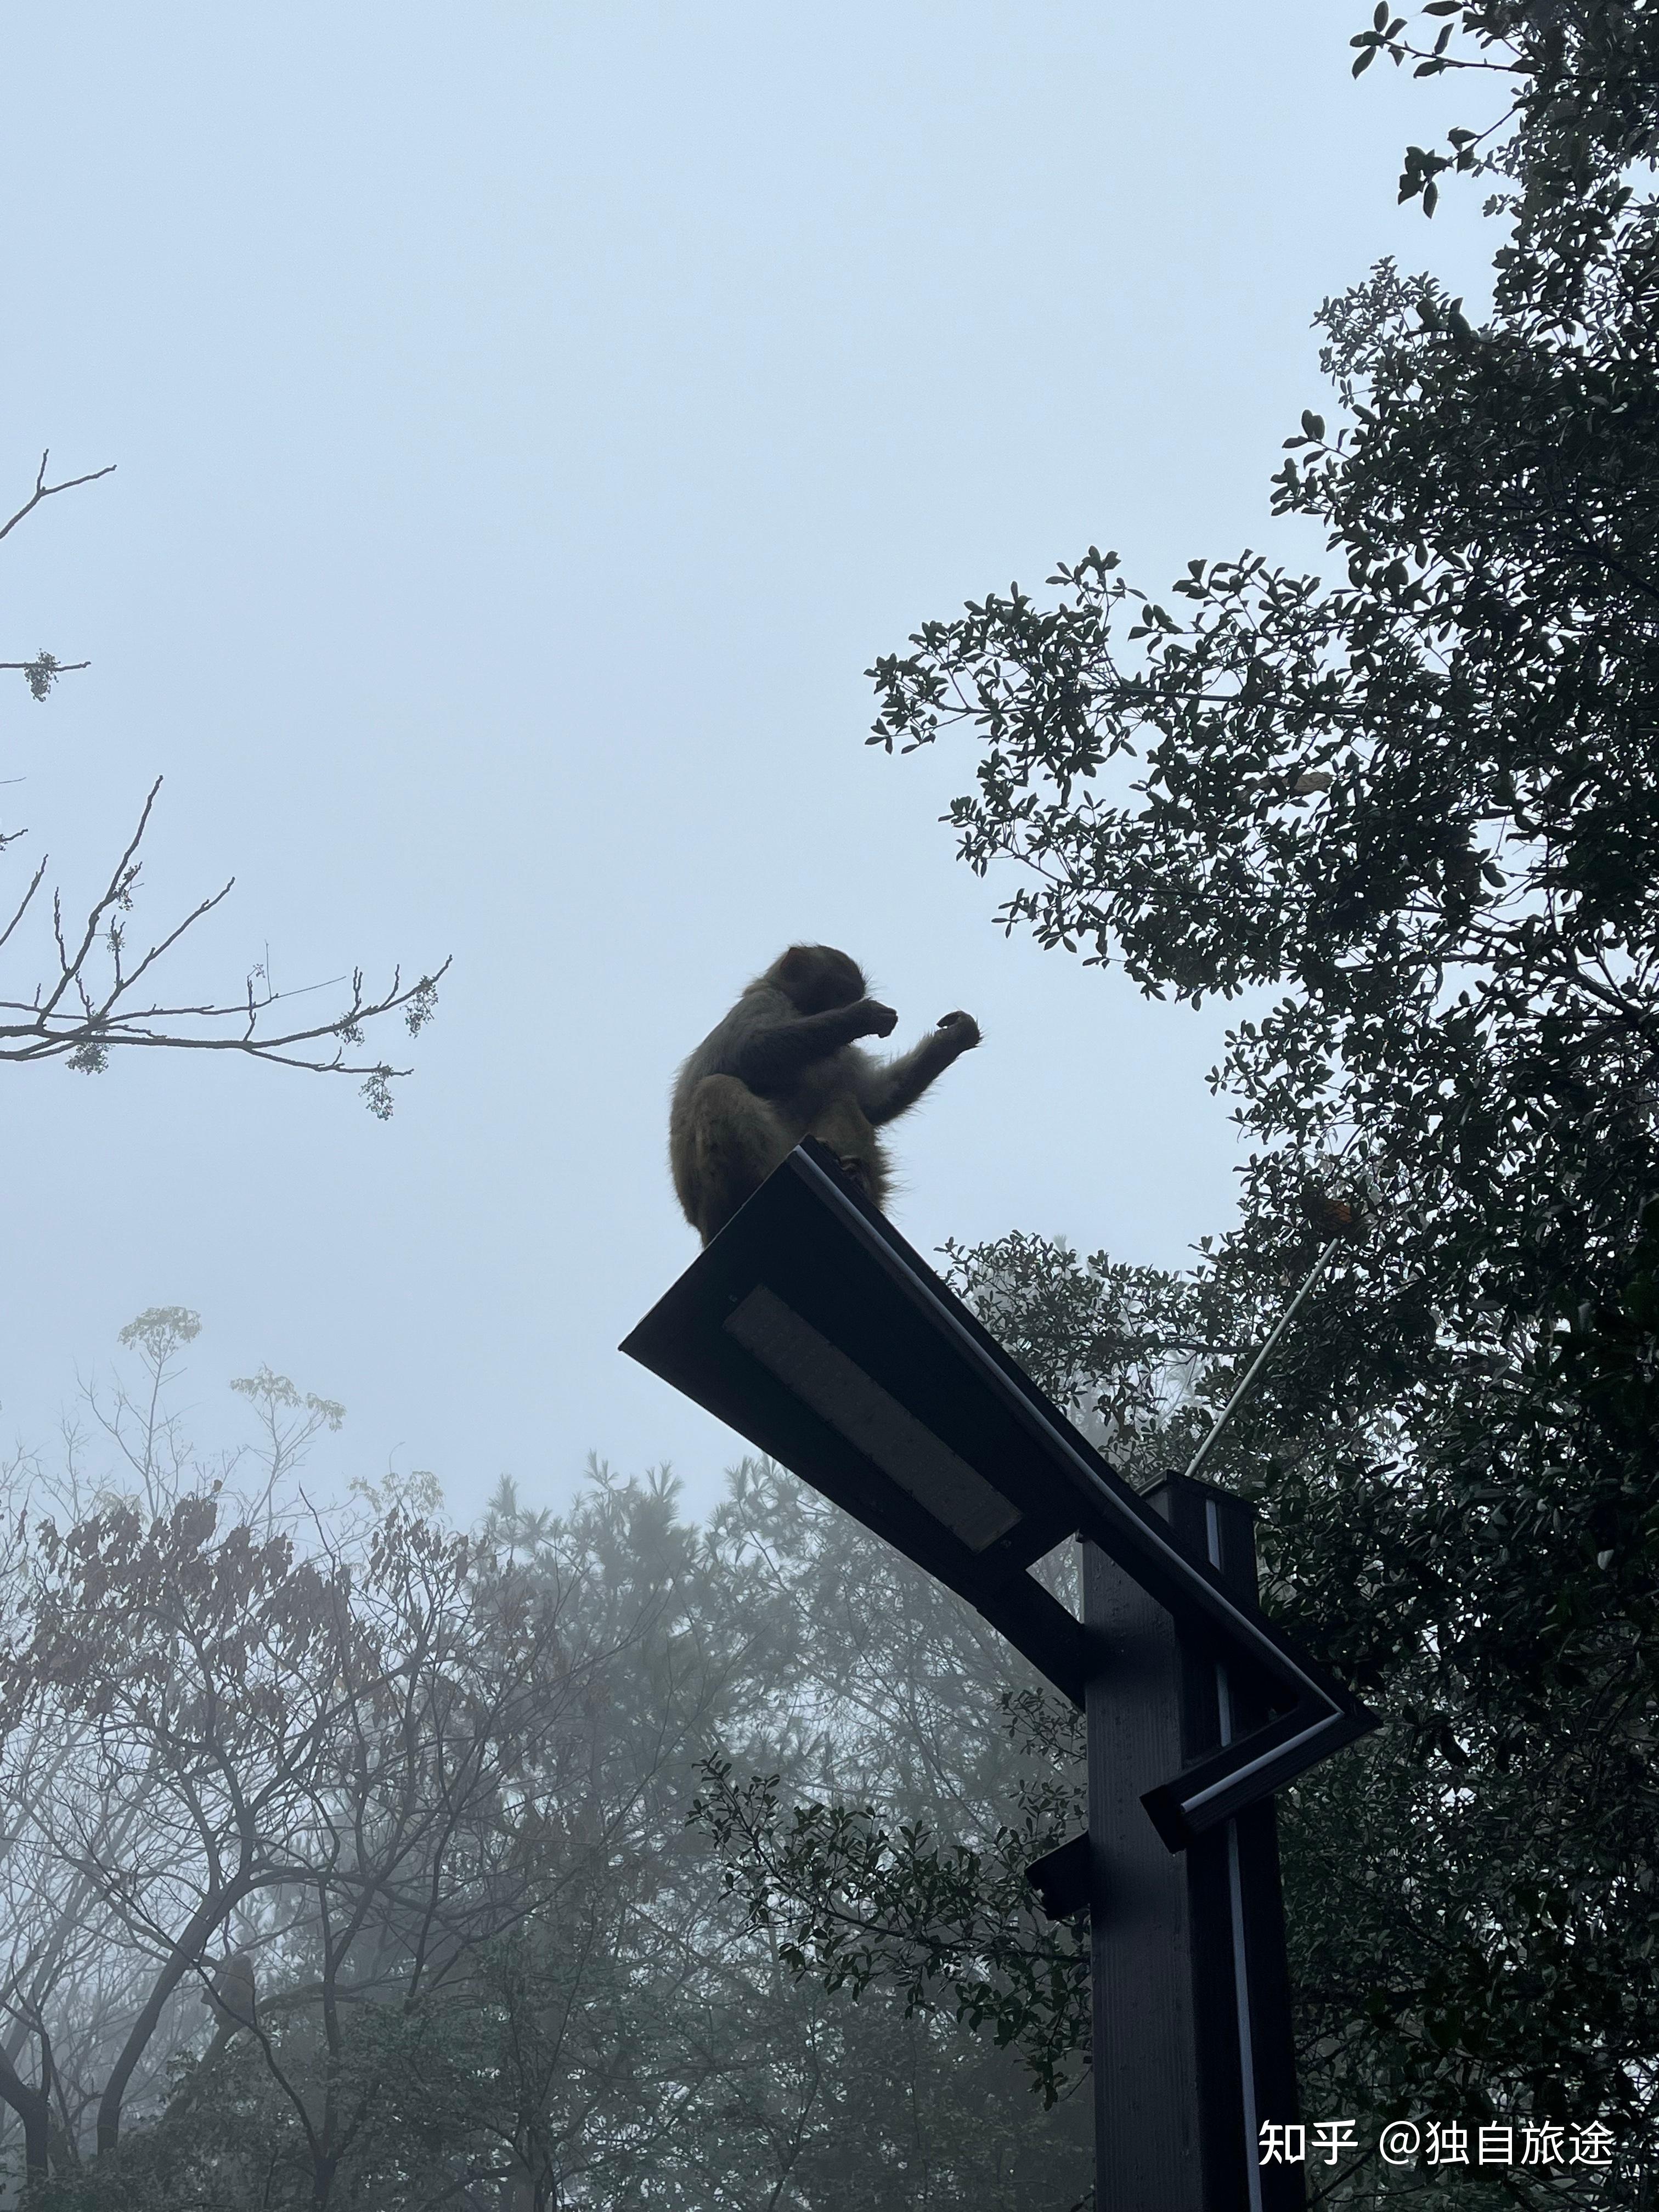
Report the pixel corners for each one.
[669,944,980,1244]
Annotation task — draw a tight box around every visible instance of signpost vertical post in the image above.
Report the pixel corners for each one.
[1084,1475,1305,2211]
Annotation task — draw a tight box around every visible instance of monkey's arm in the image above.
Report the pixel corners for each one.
[859,1012,980,1126]
[734,998,896,1092]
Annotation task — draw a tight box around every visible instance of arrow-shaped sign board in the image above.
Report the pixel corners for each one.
[622,1139,1374,1848]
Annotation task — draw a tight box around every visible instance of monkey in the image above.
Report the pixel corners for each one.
[669,944,981,1244]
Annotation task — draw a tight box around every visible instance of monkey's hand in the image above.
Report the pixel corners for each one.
[935,1011,981,1053]
[854,999,899,1039]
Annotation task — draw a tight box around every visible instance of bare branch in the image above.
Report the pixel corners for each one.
[103,878,236,1002]
[0,451,116,545]
[0,856,47,957]
[0,651,94,703]
[0,779,448,1111]
[37,776,162,1023]
[0,452,115,702]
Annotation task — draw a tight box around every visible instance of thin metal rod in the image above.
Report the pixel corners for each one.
[1182,1239,1341,1486]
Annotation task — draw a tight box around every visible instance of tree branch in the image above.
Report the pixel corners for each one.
[0,780,448,1113]
[0,451,116,545]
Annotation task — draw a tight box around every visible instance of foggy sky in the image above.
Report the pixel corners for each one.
[0,4,1493,1523]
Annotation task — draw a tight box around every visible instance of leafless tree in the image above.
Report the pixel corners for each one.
[2,450,448,1115]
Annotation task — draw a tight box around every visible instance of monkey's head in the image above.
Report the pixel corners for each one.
[768,944,867,1014]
